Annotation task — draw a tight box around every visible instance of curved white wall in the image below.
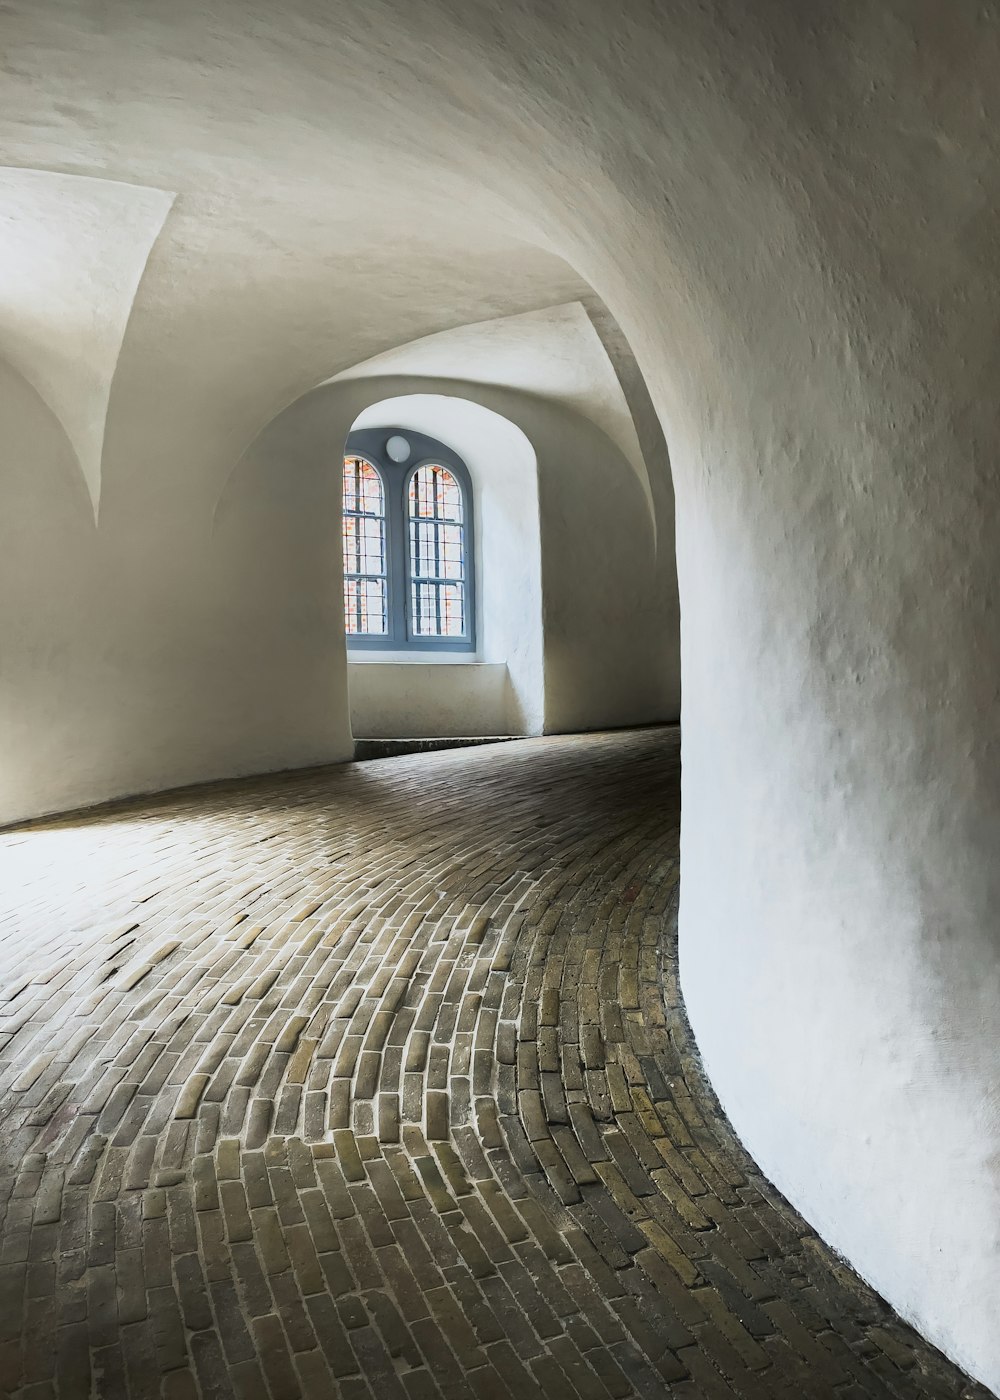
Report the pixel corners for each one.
[3,3,1000,1389]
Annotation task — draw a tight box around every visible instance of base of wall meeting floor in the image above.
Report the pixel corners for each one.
[354,735,520,760]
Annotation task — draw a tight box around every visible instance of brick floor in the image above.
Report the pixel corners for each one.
[0,728,988,1399]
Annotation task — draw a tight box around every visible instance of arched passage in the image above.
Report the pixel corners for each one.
[1,3,999,1392]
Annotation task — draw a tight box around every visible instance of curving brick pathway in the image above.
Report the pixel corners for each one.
[0,729,988,1399]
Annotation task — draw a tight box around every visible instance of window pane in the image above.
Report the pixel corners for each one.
[437,476,462,522]
[342,515,357,574]
[408,464,463,523]
[362,579,387,633]
[343,456,384,516]
[411,580,434,635]
[410,579,466,638]
[440,583,464,635]
[410,520,441,579]
[439,523,463,579]
[343,455,387,635]
[344,577,387,635]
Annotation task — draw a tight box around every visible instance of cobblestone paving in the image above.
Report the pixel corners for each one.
[0,729,988,1399]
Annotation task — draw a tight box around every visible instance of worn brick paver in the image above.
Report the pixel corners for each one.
[0,729,988,1398]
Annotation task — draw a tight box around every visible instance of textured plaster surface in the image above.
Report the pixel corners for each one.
[2,1,1000,1388]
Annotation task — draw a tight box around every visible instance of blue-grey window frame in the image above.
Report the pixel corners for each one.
[344,427,477,653]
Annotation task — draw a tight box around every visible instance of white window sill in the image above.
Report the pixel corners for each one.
[347,653,494,666]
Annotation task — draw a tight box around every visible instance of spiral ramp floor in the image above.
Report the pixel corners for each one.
[0,729,987,1399]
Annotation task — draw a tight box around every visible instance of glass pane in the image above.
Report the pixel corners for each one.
[409,519,442,580]
[345,456,384,515]
[345,576,387,635]
[410,468,431,519]
[437,474,462,523]
[408,520,465,581]
[411,580,435,635]
[343,515,357,574]
[359,516,382,574]
[440,583,464,635]
[440,523,463,579]
[410,579,466,638]
[408,465,463,523]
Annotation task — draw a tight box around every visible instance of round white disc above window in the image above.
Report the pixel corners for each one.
[386,434,410,463]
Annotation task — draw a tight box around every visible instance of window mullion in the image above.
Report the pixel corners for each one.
[393,466,408,646]
[431,473,439,638]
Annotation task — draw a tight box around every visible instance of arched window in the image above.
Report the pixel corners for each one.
[408,464,467,639]
[342,428,475,652]
[342,456,388,636]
